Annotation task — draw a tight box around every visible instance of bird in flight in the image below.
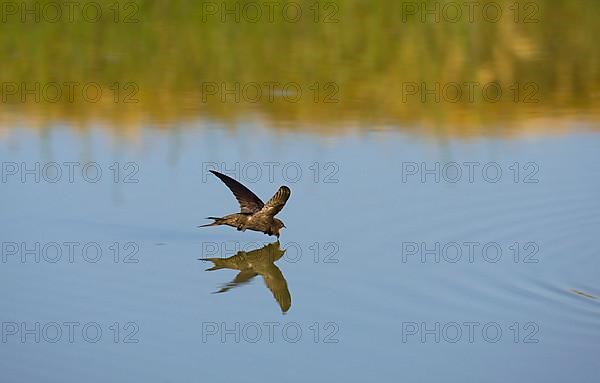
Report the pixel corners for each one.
[200,241,291,313]
[200,170,291,238]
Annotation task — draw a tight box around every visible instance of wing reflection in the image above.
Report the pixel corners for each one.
[201,241,291,313]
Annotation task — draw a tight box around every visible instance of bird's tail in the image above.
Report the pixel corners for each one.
[199,258,227,271]
[198,217,224,227]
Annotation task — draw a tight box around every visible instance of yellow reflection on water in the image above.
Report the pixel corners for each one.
[1,0,599,137]
[201,241,291,313]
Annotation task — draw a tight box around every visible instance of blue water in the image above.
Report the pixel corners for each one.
[1,124,599,382]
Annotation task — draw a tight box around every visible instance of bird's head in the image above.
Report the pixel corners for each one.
[273,218,286,238]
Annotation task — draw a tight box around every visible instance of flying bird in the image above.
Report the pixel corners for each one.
[200,241,291,313]
[200,170,291,238]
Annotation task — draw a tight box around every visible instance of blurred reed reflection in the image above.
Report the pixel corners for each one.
[201,241,292,313]
[1,0,599,136]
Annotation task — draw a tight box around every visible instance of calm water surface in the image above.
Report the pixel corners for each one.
[1,124,599,382]
[2,0,600,381]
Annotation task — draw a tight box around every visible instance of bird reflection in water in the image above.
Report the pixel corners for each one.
[200,241,291,313]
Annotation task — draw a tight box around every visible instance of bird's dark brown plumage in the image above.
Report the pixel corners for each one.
[200,170,291,237]
[209,170,265,214]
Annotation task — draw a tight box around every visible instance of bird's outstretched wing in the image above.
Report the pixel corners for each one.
[259,186,291,217]
[262,265,292,313]
[214,270,258,294]
[210,170,264,213]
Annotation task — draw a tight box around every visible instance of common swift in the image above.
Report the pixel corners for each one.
[200,241,291,313]
[200,170,291,238]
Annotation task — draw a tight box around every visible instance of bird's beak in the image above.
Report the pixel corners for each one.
[282,224,286,228]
